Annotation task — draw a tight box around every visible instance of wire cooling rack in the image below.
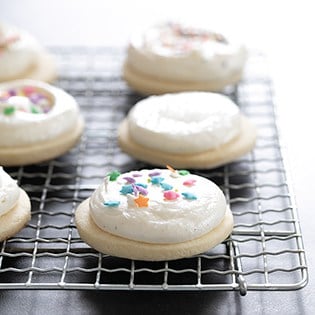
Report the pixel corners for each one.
[0,47,308,295]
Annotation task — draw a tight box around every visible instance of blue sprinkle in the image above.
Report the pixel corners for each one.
[135,182,148,188]
[120,184,134,195]
[182,192,197,200]
[151,176,165,185]
[160,182,173,191]
[104,200,120,207]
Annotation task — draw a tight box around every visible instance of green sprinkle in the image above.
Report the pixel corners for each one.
[3,106,15,116]
[31,106,40,114]
[108,170,121,181]
[178,170,190,176]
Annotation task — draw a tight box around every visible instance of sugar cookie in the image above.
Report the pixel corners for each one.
[0,80,84,166]
[75,168,233,261]
[0,167,31,241]
[118,92,256,169]
[123,22,247,94]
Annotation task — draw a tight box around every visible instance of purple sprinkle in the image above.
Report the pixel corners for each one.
[132,183,148,196]
[29,94,42,104]
[8,89,16,96]
[123,176,136,184]
[132,172,142,177]
[149,171,161,177]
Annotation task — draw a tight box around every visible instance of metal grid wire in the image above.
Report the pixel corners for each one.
[0,47,308,295]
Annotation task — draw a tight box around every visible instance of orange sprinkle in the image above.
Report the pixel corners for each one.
[134,194,149,208]
[166,165,176,172]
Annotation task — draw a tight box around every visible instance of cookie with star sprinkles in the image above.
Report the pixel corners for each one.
[0,80,84,166]
[123,21,247,94]
[75,168,233,261]
[0,167,31,241]
[0,23,57,83]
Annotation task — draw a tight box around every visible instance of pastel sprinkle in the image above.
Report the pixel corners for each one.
[151,176,165,185]
[108,170,121,181]
[179,170,190,176]
[163,190,180,200]
[132,172,142,177]
[181,192,197,200]
[123,176,136,184]
[149,171,161,177]
[30,106,41,114]
[104,200,120,207]
[160,182,173,191]
[183,179,196,187]
[132,183,148,196]
[3,106,15,115]
[120,184,134,195]
[135,182,148,188]
[134,194,149,207]
[166,165,176,172]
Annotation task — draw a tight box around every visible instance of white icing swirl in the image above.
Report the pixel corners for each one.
[0,23,42,80]
[89,169,227,244]
[127,92,241,154]
[0,167,20,217]
[127,22,247,82]
[0,80,81,147]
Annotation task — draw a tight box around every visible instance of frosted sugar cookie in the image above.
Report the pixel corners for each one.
[118,92,256,169]
[0,167,31,241]
[75,168,233,261]
[0,22,57,83]
[123,21,247,94]
[0,80,84,166]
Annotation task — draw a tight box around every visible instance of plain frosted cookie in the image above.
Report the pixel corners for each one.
[123,21,247,94]
[118,92,256,169]
[0,80,84,166]
[75,168,233,261]
[0,167,31,241]
[0,22,57,83]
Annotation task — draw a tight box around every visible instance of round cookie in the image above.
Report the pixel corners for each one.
[0,167,31,241]
[0,23,57,83]
[118,92,256,169]
[123,21,247,94]
[75,168,234,261]
[0,80,84,166]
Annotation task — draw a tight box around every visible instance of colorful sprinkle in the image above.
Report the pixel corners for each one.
[134,194,149,207]
[166,165,176,172]
[132,172,142,177]
[132,183,148,196]
[120,184,134,195]
[123,176,136,184]
[163,190,180,200]
[3,106,15,116]
[151,176,165,185]
[181,192,197,200]
[183,179,196,187]
[104,200,120,207]
[149,171,161,177]
[135,182,148,188]
[178,170,190,176]
[160,182,173,191]
[108,170,121,181]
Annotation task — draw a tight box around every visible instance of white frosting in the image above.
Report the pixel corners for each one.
[89,169,227,244]
[127,22,247,82]
[0,23,42,80]
[127,92,241,154]
[0,80,81,147]
[0,167,20,217]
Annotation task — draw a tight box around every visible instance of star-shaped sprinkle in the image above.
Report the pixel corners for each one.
[160,182,173,191]
[134,194,149,207]
[181,192,197,200]
[151,176,165,185]
[104,200,120,207]
[163,190,180,200]
[178,170,190,176]
[120,184,134,195]
[3,106,15,116]
[108,170,121,181]
[183,179,196,187]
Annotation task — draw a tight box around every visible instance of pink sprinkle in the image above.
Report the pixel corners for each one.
[22,86,36,96]
[163,191,180,200]
[183,179,196,187]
